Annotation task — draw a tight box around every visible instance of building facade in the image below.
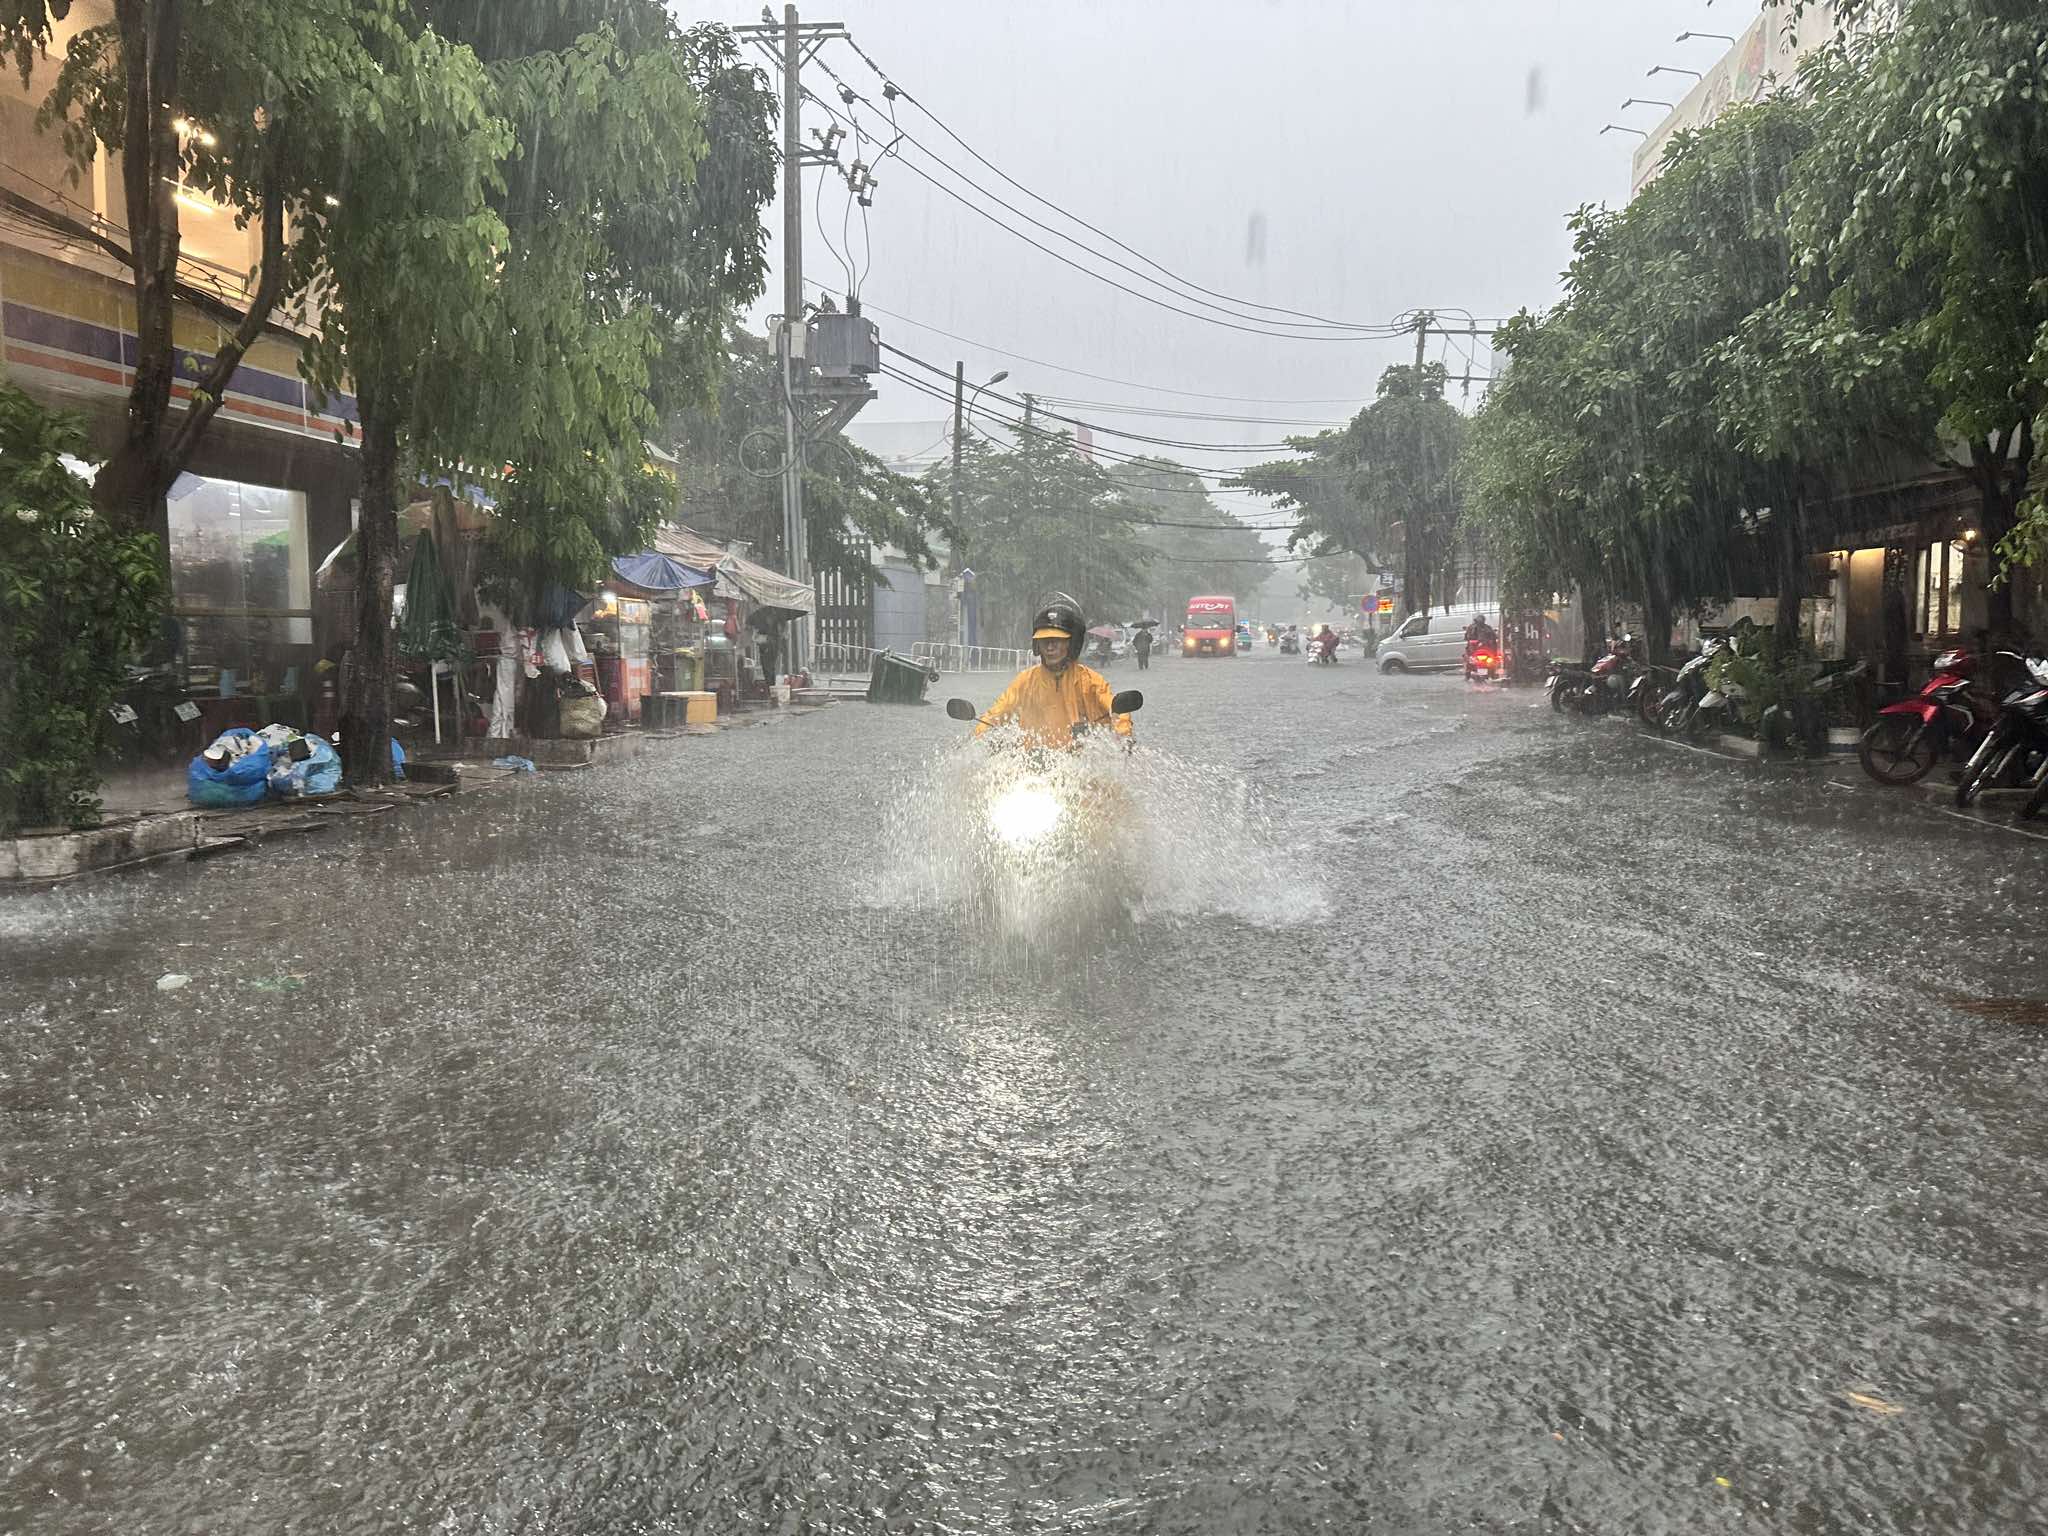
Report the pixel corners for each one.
[2,3,360,719]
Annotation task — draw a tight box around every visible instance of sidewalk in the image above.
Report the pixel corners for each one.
[1,697,837,887]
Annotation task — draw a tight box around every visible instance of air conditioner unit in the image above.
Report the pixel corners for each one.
[808,311,879,379]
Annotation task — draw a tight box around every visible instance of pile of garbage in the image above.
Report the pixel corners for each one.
[187,726,405,807]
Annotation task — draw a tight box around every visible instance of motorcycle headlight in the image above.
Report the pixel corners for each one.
[988,783,1063,849]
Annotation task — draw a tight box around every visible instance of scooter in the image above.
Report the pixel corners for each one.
[1309,642,1339,667]
[1650,637,1729,737]
[1857,648,1992,786]
[944,688,1145,854]
[1464,643,1502,682]
[1955,654,2048,808]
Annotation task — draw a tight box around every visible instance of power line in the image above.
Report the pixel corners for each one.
[810,54,1408,339]
[880,345,1314,454]
[1033,395,1351,428]
[881,366,1323,484]
[834,34,1422,336]
[808,281,1374,405]
[801,87,1410,346]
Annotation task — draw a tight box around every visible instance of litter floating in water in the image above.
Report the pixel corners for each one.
[156,973,190,991]
[248,975,307,992]
[1842,1390,1903,1416]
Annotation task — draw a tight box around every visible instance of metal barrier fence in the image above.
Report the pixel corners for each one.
[810,641,885,677]
[911,642,1029,673]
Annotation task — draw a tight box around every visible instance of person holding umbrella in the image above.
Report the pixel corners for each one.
[1132,621,1155,671]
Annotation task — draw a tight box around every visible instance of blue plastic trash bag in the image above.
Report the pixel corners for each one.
[391,737,406,779]
[491,754,538,774]
[265,734,341,799]
[187,728,272,807]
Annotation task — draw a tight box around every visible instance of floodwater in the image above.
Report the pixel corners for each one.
[5,646,2048,1533]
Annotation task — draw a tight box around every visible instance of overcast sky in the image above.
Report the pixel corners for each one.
[682,0,1740,523]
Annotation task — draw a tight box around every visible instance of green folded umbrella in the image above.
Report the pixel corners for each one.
[396,529,466,663]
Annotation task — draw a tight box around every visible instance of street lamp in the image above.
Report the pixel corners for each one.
[1676,30,1736,43]
[1647,64,1704,81]
[1620,97,1673,111]
[1601,123,1650,138]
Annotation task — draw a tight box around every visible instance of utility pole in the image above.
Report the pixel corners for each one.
[779,3,804,673]
[952,360,967,647]
[735,4,850,674]
[1413,309,1431,375]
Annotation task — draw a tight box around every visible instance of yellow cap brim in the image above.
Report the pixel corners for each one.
[1032,627,1068,640]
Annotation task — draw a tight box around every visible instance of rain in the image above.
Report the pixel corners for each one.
[5,1,2048,1532]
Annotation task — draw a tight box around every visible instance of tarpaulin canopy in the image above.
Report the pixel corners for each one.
[611,552,713,593]
[653,524,815,616]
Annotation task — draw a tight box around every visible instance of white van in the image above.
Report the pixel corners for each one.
[1376,606,1494,674]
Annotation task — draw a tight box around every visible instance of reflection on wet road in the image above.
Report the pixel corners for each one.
[6,649,2048,1532]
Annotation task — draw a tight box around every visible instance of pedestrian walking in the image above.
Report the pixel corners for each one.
[1133,626,1153,671]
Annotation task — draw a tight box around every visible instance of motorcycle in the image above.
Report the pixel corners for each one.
[942,692,1146,924]
[1857,648,1993,786]
[1308,640,1339,667]
[1464,642,1502,682]
[1279,632,1300,655]
[1547,635,1640,715]
[1954,654,2048,808]
[1650,637,1730,737]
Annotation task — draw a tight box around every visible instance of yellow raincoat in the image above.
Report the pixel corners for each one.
[974,661,1133,748]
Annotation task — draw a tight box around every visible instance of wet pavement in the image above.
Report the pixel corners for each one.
[5,647,2048,1533]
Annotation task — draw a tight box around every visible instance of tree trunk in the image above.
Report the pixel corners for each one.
[1401,526,1431,617]
[95,0,184,552]
[1773,501,1805,644]
[93,0,287,566]
[1975,424,2033,643]
[1579,585,1606,664]
[341,403,400,787]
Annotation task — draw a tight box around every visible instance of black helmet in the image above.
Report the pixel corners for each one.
[1029,592,1085,667]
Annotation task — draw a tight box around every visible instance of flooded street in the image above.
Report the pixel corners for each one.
[6,651,2048,1533]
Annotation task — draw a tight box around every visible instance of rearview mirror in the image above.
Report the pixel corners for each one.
[1110,689,1144,714]
[944,698,979,722]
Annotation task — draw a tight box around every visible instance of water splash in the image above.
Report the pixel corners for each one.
[871,733,1326,946]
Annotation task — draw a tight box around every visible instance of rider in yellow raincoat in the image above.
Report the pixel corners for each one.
[975,597,1134,749]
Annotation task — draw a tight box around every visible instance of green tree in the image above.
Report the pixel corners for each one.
[1232,362,1464,616]
[0,385,165,832]
[0,1,367,548]
[948,429,1154,636]
[1109,457,1271,621]
[292,10,512,784]
[1469,102,1834,654]
[1733,3,2048,629]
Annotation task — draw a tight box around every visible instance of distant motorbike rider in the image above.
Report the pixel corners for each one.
[976,596,1134,748]
[1310,623,1340,661]
[1464,614,1498,652]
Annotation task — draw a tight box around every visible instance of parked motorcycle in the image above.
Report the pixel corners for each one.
[1651,636,1730,737]
[1547,659,1599,713]
[1857,648,1992,786]
[1955,655,2048,808]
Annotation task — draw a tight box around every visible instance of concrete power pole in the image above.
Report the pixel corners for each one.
[779,3,806,672]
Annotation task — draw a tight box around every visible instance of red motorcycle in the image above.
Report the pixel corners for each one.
[1856,648,1994,786]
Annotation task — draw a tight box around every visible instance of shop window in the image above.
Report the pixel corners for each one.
[167,475,311,694]
[1914,539,1967,638]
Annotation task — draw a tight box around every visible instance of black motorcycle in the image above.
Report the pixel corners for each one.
[1957,654,2048,808]
[1650,637,1728,737]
